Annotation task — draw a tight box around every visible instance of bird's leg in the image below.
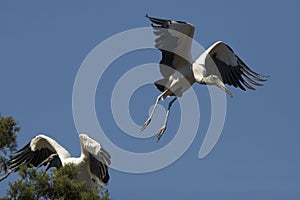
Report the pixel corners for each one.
[140,90,168,132]
[36,153,58,168]
[157,97,177,142]
[0,169,13,182]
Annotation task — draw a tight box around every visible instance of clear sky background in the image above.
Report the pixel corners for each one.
[1,1,300,199]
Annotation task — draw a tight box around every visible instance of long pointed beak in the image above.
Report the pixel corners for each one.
[216,80,233,98]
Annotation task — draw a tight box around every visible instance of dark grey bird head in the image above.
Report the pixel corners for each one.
[202,75,233,98]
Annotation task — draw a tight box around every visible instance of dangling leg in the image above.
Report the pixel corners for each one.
[36,153,58,168]
[0,169,13,181]
[157,97,177,142]
[140,90,168,132]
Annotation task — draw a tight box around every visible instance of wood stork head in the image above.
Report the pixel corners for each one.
[202,75,233,98]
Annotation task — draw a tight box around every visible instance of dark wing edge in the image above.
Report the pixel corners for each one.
[89,153,110,186]
[208,42,268,91]
[8,142,61,170]
[146,14,195,78]
[0,136,63,181]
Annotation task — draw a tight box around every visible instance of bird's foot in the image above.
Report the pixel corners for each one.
[140,118,151,132]
[157,125,166,142]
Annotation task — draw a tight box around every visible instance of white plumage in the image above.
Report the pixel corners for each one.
[0,133,110,189]
[141,15,268,141]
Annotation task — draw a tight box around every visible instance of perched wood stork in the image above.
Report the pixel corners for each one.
[0,133,110,189]
[141,15,268,141]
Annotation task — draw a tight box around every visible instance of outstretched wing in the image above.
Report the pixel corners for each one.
[198,41,268,91]
[7,135,71,172]
[147,15,195,78]
[79,134,111,186]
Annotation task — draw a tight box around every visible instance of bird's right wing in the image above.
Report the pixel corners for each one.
[0,134,71,181]
[198,41,268,91]
[79,134,111,186]
[147,15,195,78]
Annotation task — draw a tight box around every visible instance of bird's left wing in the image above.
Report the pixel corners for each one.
[198,41,268,91]
[0,134,71,181]
[79,134,111,186]
[147,15,195,78]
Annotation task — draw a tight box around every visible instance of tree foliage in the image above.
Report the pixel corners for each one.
[0,116,110,199]
[0,164,110,200]
[0,115,20,173]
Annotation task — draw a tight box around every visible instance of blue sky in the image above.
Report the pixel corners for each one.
[1,0,300,199]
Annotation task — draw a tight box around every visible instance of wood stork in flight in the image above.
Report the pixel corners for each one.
[0,134,110,189]
[141,15,268,141]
